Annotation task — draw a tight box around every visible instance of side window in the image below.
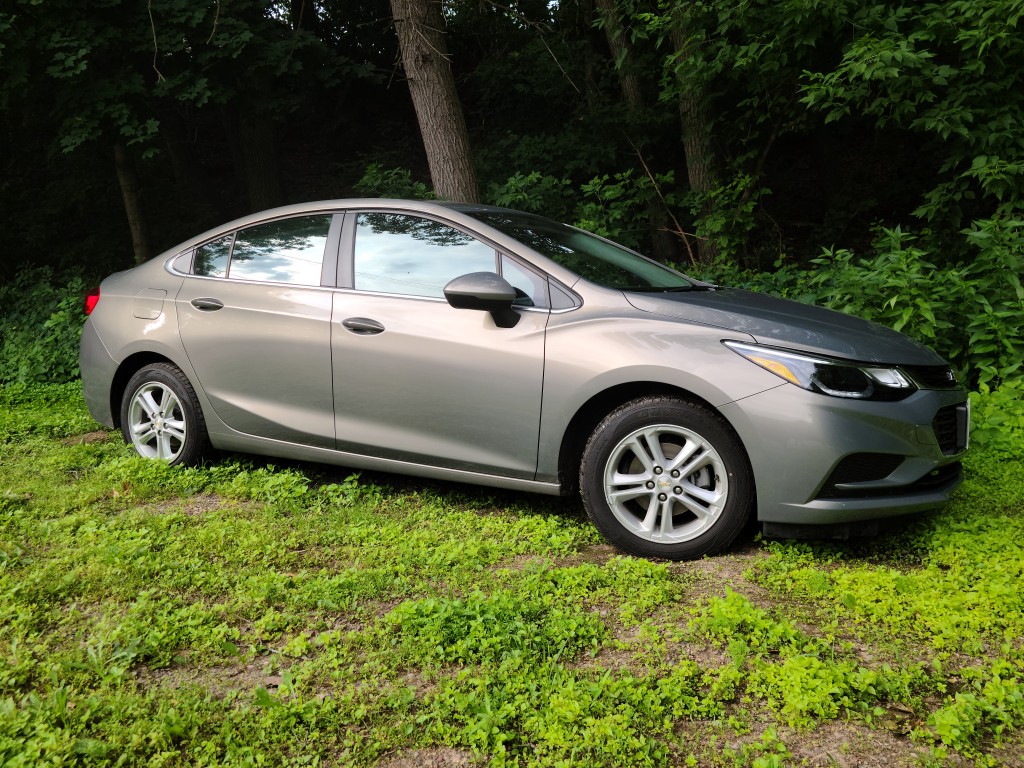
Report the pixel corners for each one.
[354,213,497,298]
[194,234,233,278]
[500,254,549,309]
[229,215,332,285]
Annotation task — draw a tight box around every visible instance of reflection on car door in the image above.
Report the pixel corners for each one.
[176,214,338,448]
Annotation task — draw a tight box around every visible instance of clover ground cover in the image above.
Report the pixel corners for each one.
[1,383,1022,766]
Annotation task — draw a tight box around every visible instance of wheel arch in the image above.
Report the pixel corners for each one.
[556,382,753,498]
[109,352,181,429]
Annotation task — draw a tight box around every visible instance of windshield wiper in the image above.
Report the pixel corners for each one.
[663,284,715,292]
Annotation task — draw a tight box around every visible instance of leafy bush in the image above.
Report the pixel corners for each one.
[970,378,1024,459]
[354,164,435,200]
[0,267,89,386]
[574,170,669,251]
[0,382,100,440]
[487,171,573,220]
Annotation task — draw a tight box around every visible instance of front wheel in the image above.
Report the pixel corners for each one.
[120,363,208,465]
[580,396,753,560]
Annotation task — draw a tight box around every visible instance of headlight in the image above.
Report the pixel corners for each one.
[723,341,916,401]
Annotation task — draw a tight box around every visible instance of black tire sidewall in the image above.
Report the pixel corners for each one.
[580,397,753,560]
[120,363,206,466]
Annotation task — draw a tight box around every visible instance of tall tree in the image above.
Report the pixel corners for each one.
[668,9,718,264]
[594,0,678,262]
[389,0,480,202]
[113,144,152,264]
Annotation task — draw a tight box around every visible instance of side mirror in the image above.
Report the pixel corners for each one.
[443,272,520,327]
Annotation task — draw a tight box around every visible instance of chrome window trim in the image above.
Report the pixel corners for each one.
[165,265,340,293]
[330,286,556,313]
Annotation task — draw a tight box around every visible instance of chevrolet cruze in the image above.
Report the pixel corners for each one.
[80,200,969,559]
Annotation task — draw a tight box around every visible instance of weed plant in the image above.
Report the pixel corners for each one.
[1,384,1022,765]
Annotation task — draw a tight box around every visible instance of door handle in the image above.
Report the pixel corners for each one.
[342,317,385,335]
[191,297,224,311]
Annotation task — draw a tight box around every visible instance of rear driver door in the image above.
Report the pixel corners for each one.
[176,213,341,448]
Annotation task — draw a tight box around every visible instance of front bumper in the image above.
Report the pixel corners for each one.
[720,384,968,526]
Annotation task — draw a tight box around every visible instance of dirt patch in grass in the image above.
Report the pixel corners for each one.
[784,720,931,767]
[568,542,618,566]
[151,493,225,516]
[61,430,113,445]
[672,540,769,599]
[676,718,934,767]
[373,747,475,768]
[137,659,275,699]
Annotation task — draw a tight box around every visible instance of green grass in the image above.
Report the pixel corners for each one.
[1,382,1022,766]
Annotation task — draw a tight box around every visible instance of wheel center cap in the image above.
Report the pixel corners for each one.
[657,478,672,491]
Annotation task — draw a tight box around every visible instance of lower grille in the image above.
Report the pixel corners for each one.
[817,453,904,498]
[816,461,962,500]
[933,403,969,455]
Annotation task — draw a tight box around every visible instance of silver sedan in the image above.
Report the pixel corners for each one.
[80,200,969,559]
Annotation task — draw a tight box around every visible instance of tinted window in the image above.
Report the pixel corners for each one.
[194,234,233,278]
[229,215,332,285]
[354,213,496,298]
[501,254,548,308]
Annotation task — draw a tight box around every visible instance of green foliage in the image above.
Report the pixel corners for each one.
[687,174,768,265]
[1,381,1023,764]
[354,164,436,200]
[970,379,1024,459]
[575,170,673,251]
[0,382,99,441]
[0,267,87,386]
[690,590,930,728]
[487,171,573,220]
[801,0,1024,228]
[381,589,605,666]
[804,221,1024,386]
[425,657,732,766]
[924,661,1024,757]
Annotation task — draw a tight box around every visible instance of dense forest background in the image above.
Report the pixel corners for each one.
[1,0,1022,386]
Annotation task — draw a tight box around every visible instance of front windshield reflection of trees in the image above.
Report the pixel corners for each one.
[468,213,694,291]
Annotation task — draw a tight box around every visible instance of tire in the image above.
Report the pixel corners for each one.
[120,363,208,466]
[580,396,753,560]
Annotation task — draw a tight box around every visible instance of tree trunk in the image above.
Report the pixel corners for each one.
[290,0,317,33]
[238,114,284,212]
[113,144,151,265]
[161,111,221,227]
[595,0,677,262]
[593,0,643,111]
[670,18,719,263]
[390,0,480,203]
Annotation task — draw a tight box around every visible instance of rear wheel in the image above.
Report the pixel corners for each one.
[580,396,753,560]
[120,363,207,465]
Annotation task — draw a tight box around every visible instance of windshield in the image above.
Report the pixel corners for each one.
[464,211,697,291]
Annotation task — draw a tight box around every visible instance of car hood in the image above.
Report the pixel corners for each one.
[625,288,945,365]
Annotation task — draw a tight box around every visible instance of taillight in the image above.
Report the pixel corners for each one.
[85,287,101,315]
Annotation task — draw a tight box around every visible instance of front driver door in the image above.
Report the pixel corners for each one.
[331,211,548,479]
